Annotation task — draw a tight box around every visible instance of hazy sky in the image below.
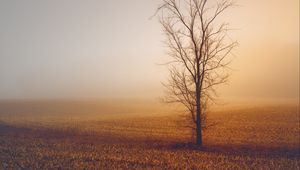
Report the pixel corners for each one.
[0,0,299,100]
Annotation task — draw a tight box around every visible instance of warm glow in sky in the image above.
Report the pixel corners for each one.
[0,0,299,100]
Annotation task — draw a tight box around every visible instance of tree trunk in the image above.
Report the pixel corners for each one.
[196,87,202,146]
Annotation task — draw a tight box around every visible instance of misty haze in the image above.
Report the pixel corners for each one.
[0,0,299,169]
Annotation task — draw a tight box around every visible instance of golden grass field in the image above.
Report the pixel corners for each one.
[0,99,299,169]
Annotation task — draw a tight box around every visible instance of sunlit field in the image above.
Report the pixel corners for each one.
[0,100,299,169]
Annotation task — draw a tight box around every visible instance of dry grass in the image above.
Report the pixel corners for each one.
[0,101,299,169]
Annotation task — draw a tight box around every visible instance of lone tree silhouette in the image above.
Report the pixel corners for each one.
[157,0,237,146]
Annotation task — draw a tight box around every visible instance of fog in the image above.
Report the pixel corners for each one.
[0,0,298,100]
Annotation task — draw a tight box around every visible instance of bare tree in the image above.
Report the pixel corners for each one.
[157,0,237,146]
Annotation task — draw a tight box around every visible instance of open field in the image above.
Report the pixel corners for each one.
[0,100,299,169]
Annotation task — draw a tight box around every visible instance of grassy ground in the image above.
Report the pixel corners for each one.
[0,102,299,169]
